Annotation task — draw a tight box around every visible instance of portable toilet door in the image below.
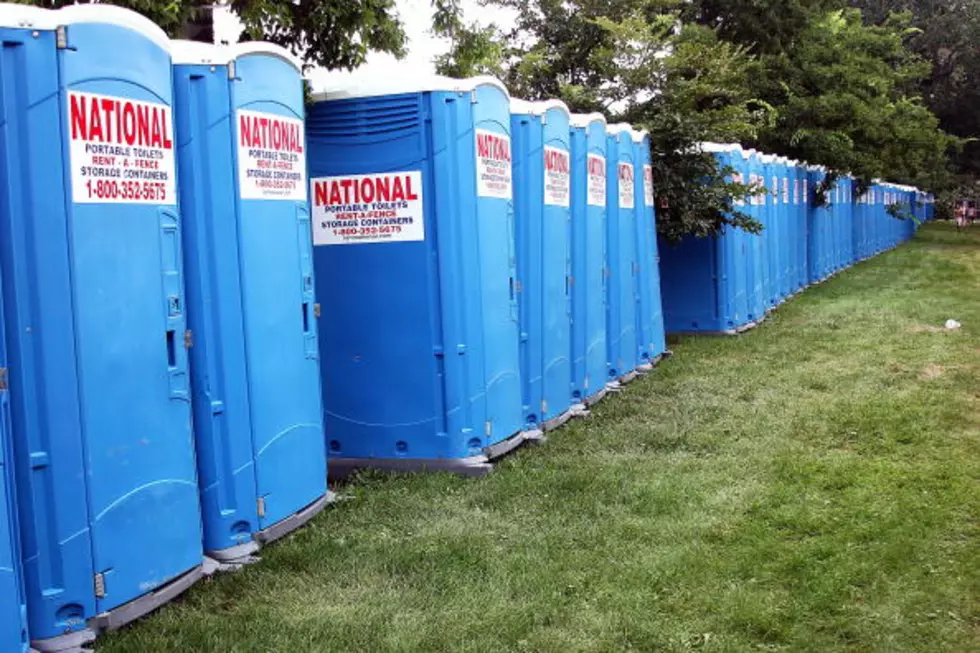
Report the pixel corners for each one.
[777,157,792,300]
[632,129,667,365]
[171,41,328,564]
[840,178,852,268]
[307,75,528,477]
[511,99,574,432]
[0,257,28,653]
[741,149,765,322]
[569,113,609,406]
[854,186,867,261]
[789,160,804,293]
[605,126,639,383]
[723,145,751,326]
[759,154,779,309]
[0,5,204,649]
[806,165,822,283]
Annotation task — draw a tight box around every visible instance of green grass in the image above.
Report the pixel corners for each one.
[102,223,980,652]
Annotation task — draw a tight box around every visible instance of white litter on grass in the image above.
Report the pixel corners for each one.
[945,319,962,330]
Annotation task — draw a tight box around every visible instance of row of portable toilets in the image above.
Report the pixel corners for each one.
[0,5,933,653]
[659,143,934,334]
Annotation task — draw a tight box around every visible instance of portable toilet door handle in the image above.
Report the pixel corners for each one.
[160,209,189,400]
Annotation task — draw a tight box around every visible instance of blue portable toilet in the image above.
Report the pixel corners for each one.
[841,177,854,268]
[789,159,806,293]
[0,228,28,653]
[171,41,328,564]
[745,151,768,312]
[307,75,531,477]
[741,149,766,321]
[853,184,869,261]
[758,153,779,309]
[629,128,666,365]
[659,143,754,334]
[777,156,793,300]
[605,125,640,384]
[510,98,577,431]
[806,164,827,283]
[0,5,205,649]
[569,113,609,407]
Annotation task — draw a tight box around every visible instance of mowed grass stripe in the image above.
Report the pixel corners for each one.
[101,222,980,652]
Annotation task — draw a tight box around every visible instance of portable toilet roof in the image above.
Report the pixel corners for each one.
[58,3,172,52]
[170,40,231,65]
[0,3,55,29]
[700,142,741,153]
[313,73,509,102]
[570,112,607,127]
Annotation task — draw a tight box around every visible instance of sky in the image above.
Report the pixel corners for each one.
[214,0,511,92]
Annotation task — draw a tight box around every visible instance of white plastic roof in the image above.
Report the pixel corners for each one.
[700,142,741,153]
[570,112,607,128]
[0,3,55,30]
[229,42,302,73]
[628,128,649,143]
[313,73,509,102]
[171,40,230,66]
[510,98,535,114]
[58,4,171,52]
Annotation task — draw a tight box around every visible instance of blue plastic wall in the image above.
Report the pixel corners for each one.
[307,80,524,467]
[511,102,572,428]
[0,9,203,643]
[0,268,27,653]
[605,129,639,380]
[173,46,326,558]
[633,133,666,361]
[569,117,608,403]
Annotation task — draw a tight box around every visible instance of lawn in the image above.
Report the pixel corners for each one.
[102,222,980,652]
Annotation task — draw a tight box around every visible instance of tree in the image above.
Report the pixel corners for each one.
[688,3,957,194]
[850,0,980,189]
[19,0,407,70]
[433,0,763,239]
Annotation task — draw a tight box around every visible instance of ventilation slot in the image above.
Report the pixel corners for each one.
[308,96,422,138]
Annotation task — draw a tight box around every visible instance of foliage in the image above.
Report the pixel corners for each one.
[850,1,980,190]
[433,0,764,239]
[693,5,958,192]
[19,0,407,71]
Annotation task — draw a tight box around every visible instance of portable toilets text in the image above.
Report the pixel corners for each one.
[68,91,176,204]
[618,162,635,209]
[475,129,513,199]
[238,110,307,201]
[544,146,571,207]
[587,154,606,207]
[311,171,424,246]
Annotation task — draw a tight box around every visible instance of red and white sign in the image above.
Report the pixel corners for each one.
[68,91,175,204]
[475,129,512,199]
[782,177,789,203]
[311,171,423,246]
[733,173,745,206]
[237,109,306,201]
[643,164,654,207]
[794,179,800,205]
[543,146,570,207]
[587,154,606,207]
[803,179,809,204]
[618,162,634,209]
[771,176,779,204]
